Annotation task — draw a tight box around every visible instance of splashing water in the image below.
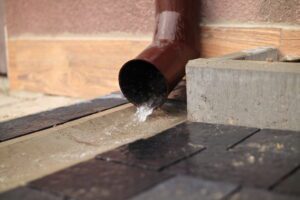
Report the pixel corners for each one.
[134,104,154,122]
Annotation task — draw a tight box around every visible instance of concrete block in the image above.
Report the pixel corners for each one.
[186,59,300,131]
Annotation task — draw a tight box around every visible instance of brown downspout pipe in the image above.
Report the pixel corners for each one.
[119,0,199,108]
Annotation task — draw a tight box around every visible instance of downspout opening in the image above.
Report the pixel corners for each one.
[119,59,168,107]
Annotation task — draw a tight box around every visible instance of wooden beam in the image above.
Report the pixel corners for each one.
[199,26,281,58]
[7,26,300,98]
[8,40,149,98]
[280,29,300,57]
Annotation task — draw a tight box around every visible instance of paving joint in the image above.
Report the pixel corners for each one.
[269,164,300,190]
[226,129,261,150]
[27,185,66,200]
[158,147,207,172]
[221,185,242,200]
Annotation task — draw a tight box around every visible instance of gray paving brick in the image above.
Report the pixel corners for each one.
[181,122,258,150]
[168,129,300,188]
[0,114,60,141]
[0,97,127,142]
[44,97,127,122]
[0,187,63,200]
[97,122,257,170]
[229,188,299,200]
[30,159,171,200]
[274,168,300,196]
[97,123,205,170]
[131,175,238,200]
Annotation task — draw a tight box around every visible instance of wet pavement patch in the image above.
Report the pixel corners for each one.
[0,187,63,200]
[168,129,300,188]
[0,96,127,142]
[130,175,238,200]
[176,122,259,150]
[97,123,205,171]
[97,122,258,170]
[29,160,171,200]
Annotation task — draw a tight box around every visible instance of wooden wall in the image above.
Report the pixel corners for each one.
[8,26,300,98]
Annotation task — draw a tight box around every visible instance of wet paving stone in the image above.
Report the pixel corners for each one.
[0,187,63,200]
[178,122,259,150]
[97,124,205,171]
[0,96,127,142]
[168,129,300,189]
[274,168,300,196]
[229,188,299,200]
[130,175,238,200]
[29,159,171,200]
[97,122,257,170]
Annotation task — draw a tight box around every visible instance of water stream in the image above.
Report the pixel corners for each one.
[134,104,154,122]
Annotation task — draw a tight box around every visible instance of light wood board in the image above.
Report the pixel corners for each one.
[8,26,300,98]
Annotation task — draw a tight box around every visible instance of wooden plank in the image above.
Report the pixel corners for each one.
[8,39,150,98]
[199,26,281,58]
[280,29,300,57]
[7,27,300,98]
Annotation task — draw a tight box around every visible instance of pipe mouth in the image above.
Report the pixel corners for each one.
[119,59,168,107]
